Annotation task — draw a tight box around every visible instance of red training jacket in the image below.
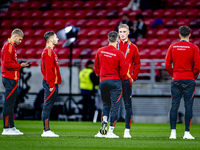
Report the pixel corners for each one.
[165,41,200,81]
[1,38,21,80]
[41,44,62,87]
[118,39,141,81]
[94,45,128,81]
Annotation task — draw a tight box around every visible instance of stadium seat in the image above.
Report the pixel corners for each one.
[19,2,30,10]
[51,1,63,10]
[160,49,168,59]
[77,29,89,39]
[91,49,98,59]
[145,29,157,38]
[0,11,10,20]
[193,38,200,47]
[54,19,65,29]
[172,0,184,8]
[74,10,87,19]
[105,1,116,10]
[1,20,12,29]
[78,39,90,48]
[153,9,164,18]
[31,10,43,19]
[171,38,179,44]
[144,19,154,29]
[57,48,70,59]
[43,19,55,29]
[57,39,66,48]
[158,39,171,49]
[23,39,36,48]
[186,9,198,20]
[72,1,85,9]
[24,48,37,58]
[175,9,187,19]
[141,9,153,19]
[116,0,129,9]
[65,19,77,27]
[42,10,54,19]
[94,1,106,9]
[165,19,178,28]
[35,48,44,59]
[86,19,98,28]
[156,28,169,39]
[9,2,20,10]
[163,9,176,18]
[75,19,88,28]
[63,10,75,19]
[107,19,120,28]
[119,10,130,17]
[10,11,21,19]
[107,10,119,19]
[194,1,200,8]
[32,20,44,28]
[184,0,196,8]
[129,10,142,18]
[83,1,96,9]
[85,10,97,18]
[16,48,26,59]
[96,10,109,18]
[192,29,200,39]
[146,39,159,48]
[22,20,33,29]
[100,39,109,47]
[72,48,82,58]
[139,49,150,59]
[61,1,74,9]
[29,1,42,10]
[24,29,34,38]
[11,20,22,29]
[80,48,92,58]
[52,10,64,19]
[99,29,112,38]
[20,10,32,19]
[189,19,200,28]
[33,29,46,38]
[177,19,190,26]
[34,39,45,48]
[87,29,100,38]
[168,28,179,38]
[135,38,147,49]
[149,49,161,59]
[1,29,12,38]
[97,19,110,28]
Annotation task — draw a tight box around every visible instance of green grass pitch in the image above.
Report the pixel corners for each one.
[0,120,200,150]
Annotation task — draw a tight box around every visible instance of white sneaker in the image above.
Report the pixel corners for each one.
[183,132,195,139]
[124,130,131,138]
[2,127,23,135]
[94,131,106,138]
[169,133,176,139]
[41,130,59,137]
[106,132,119,138]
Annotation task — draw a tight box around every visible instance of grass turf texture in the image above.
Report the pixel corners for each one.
[0,121,200,150]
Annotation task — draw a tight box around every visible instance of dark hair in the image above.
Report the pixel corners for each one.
[11,28,24,38]
[135,14,143,20]
[179,26,191,38]
[44,31,55,42]
[108,31,118,43]
[86,60,94,66]
[122,13,128,17]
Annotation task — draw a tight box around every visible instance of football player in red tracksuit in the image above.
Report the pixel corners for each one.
[1,29,29,135]
[118,24,141,138]
[94,31,128,138]
[41,31,62,137]
[165,26,200,140]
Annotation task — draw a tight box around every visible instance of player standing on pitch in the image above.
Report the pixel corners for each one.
[165,26,200,139]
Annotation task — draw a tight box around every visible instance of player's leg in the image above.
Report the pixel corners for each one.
[2,78,22,135]
[182,80,195,139]
[122,78,133,138]
[41,80,58,137]
[106,79,122,138]
[169,80,182,139]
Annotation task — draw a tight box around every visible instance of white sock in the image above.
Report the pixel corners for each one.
[103,116,107,122]
[125,129,130,133]
[109,126,114,133]
[185,131,189,134]
[171,129,176,134]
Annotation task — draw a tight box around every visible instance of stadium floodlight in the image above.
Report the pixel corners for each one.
[57,25,80,116]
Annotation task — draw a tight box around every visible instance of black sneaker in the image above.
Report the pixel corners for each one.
[100,121,107,135]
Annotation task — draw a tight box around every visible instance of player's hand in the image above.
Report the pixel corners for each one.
[21,62,29,68]
[49,87,54,92]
